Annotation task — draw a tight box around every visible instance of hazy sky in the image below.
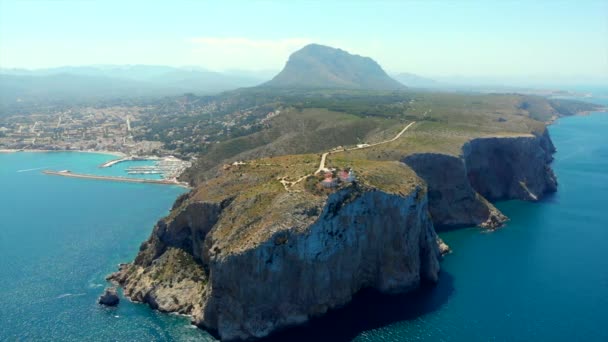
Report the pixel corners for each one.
[1,0,607,81]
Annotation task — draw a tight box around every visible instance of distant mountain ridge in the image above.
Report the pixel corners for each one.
[392,72,438,88]
[0,65,267,110]
[263,44,405,90]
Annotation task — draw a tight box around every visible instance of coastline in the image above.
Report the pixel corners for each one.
[546,107,608,126]
[1,149,192,188]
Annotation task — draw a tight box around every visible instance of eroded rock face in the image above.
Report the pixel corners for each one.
[463,133,557,201]
[403,131,557,229]
[109,130,558,340]
[403,153,505,229]
[98,287,119,306]
[110,184,440,341]
[199,187,439,340]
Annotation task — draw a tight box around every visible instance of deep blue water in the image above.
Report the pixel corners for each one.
[359,113,608,341]
[264,110,608,342]
[1,108,607,341]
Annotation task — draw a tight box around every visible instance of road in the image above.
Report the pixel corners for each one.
[314,152,330,175]
[314,121,416,175]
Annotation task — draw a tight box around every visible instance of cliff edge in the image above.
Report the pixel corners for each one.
[109,158,441,340]
[109,127,560,340]
[403,129,557,229]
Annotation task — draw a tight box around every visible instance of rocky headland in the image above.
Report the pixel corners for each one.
[105,44,598,341]
[110,158,443,340]
[109,127,560,340]
[403,129,557,230]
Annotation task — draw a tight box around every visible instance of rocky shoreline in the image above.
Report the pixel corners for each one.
[107,127,560,341]
[403,129,556,230]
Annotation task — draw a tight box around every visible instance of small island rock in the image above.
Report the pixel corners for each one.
[98,287,119,306]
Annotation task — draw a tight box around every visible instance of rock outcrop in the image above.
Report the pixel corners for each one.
[109,129,559,340]
[403,130,557,229]
[463,133,557,201]
[199,188,439,340]
[403,153,506,229]
[109,159,441,341]
[98,287,119,306]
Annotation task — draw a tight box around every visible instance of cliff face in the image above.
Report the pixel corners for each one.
[110,159,441,341]
[403,153,505,229]
[109,130,559,339]
[403,130,557,229]
[200,188,439,340]
[463,132,557,201]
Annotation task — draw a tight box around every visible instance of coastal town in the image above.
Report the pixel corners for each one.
[0,104,196,184]
[0,94,282,157]
[0,105,165,155]
[0,95,284,184]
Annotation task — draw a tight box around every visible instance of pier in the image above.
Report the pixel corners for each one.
[99,155,190,179]
[100,156,133,168]
[42,170,190,188]
[99,156,146,168]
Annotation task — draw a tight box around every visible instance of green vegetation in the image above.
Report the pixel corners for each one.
[178,89,594,185]
[184,152,422,254]
[548,98,599,117]
[263,44,405,90]
[150,248,207,284]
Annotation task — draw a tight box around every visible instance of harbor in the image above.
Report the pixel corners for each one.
[42,170,190,188]
[100,155,191,180]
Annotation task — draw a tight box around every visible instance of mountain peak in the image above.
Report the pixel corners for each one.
[263,44,405,90]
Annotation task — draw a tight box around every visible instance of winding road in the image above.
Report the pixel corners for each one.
[279,120,417,192]
[314,121,416,174]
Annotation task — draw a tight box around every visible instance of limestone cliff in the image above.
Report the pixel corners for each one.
[109,129,559,340]
[403,153,506,229]
[109,158,441,341]
[463,132,557,201]
[402,129,557,229]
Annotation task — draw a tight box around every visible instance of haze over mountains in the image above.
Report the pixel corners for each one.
[0,44,417,112]
[2,42,594,115]
[264,44,405,90]
[391,72,438,88]
[0,65,266,104]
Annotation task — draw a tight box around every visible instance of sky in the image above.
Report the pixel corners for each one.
[0,0,607,83]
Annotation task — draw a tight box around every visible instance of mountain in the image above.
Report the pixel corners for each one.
[392,72,438,88]
[263,44,405,90]
[0,66,265,108]
[0,73,152,102]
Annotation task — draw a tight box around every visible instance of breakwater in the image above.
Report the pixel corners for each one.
[42,170,190,188]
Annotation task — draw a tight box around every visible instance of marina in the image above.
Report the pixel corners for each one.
[100,155,191,179]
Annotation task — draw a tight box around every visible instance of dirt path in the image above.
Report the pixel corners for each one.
[314,121,416,175]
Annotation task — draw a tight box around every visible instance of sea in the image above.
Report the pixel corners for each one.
[1,89,607,341]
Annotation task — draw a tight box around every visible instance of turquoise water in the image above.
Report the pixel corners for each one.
[0,152,213,341]
[1,109,607,341]
[8,152,164,180]
[68,153,163,180]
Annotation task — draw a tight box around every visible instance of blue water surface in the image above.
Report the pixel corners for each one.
[0,152,213,341]
[358,112,608,341]
[265,108,608,341]
[356,112,608,341]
